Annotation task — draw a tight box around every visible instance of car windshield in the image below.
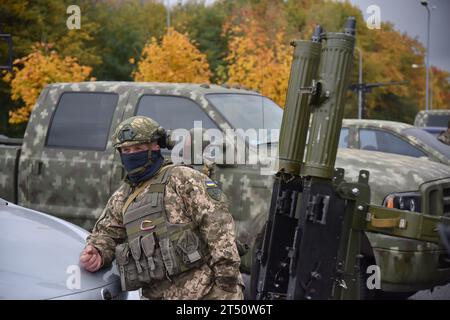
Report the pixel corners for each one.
[403,127,450,159]
[426,114,450,127]
[206,93,283,145]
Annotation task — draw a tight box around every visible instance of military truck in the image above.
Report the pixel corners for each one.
[340,119,450,165]
[415,109,450,128]
[1,82,450,297]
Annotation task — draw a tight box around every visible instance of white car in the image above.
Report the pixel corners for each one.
[0,198,137,300]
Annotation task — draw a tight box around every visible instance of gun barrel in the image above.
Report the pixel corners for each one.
[302,22,356,179]
[278,39,321,175]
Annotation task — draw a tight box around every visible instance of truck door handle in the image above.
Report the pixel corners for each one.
[32,160,43,175]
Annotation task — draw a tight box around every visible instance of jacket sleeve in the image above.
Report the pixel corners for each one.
[86,185,128,267]
[168,167,241,292]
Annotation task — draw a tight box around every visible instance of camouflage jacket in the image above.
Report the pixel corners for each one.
[438,130,450,146]
[86,163,243,299]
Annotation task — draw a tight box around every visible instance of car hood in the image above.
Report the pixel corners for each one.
[336,148,450,204]
[0,200,120,299]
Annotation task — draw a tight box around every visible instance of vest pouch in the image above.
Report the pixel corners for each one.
[141,233,166,280]
[176,229,202,265]
[115,243,141,291]
[159,237,180,276]
[129,236,152,284]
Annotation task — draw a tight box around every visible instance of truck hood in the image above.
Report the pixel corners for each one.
[335,148,450,204]
[256,145,450,205]
[0,200,121,299]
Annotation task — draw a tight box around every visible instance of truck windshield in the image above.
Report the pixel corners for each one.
[206,93,282,145]
[426,114,450,127]
[403,127,450,159]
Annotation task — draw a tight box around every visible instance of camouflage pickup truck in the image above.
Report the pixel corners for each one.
[1,82,450,297]
[415,109,450,128]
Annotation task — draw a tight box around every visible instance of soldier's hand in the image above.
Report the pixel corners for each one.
[80,245,103,272]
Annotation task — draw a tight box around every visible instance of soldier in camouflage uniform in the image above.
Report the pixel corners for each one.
[79,116,244,300]
[437,120,450,146]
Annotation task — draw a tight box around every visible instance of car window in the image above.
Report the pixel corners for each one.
[206,93,282,145]
[427,115,450,127]
[206,94,282,131]
[359,129,378,151]
[46,92,118,150]
[136,95,218,130]
[359,128,427,158]
[404,127,450,159]
[339,128,349,148]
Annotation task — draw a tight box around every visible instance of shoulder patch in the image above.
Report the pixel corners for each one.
[204,180,222,201]
[205,180,218,188]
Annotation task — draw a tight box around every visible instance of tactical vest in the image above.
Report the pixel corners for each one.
[115,164,209,291]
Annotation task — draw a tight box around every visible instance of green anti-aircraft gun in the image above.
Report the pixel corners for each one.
[255,17,450,300]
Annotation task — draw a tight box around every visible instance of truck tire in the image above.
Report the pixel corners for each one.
[359,257,415,300]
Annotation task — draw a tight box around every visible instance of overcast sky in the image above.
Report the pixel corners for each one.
[349,0,450,72]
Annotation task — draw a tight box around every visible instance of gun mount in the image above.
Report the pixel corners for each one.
[255,17,450,300]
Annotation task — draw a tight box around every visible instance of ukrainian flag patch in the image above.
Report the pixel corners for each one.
[205,180,218,188]
[204,180,222,201]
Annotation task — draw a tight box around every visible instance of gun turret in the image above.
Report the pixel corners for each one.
[278,30,322,175]
[256,18,362,300]
[255,17,450,300]
[302,20,356,179]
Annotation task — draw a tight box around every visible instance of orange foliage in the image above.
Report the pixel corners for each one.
[430,66,450,108]
[224,16,292,108]
[133,28,212,83]
[3,43,93,124]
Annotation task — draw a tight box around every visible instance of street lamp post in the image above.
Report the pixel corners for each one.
[421,1,433,111]
[412,63,433,108]
[166,0,171,30]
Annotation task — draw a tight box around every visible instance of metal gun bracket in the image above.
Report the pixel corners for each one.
[306,194,330,225]
[299,80,330,107]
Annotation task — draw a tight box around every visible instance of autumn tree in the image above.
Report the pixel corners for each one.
[224,0,450,121]
[3,43,93,124]
[430,67,450,108]
[224,8,292,107]
[171,1,230,83]
[0,0,100,135]
[133,28,212,83]
[0,0,101,67]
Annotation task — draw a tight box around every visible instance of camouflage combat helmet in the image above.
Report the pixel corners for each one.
[112,116,166,149]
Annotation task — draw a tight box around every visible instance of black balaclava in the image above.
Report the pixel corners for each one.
[120,149,164,184]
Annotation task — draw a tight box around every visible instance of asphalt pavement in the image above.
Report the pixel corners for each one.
[409,283,450,300]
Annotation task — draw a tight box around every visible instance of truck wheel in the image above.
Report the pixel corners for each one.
[359,257,415,300]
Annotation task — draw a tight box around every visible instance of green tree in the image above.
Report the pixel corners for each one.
[171,1,230,83]
[0,0,101,66]
[91,0,166,80]
[0,0,100,136]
